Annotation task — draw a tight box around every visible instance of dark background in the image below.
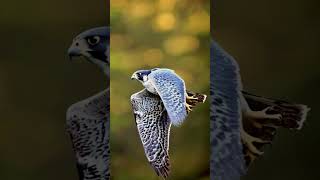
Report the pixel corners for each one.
[213,0,319,179]
[0,1,108,179]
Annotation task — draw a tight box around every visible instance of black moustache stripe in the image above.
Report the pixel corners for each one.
[89,51,107,63]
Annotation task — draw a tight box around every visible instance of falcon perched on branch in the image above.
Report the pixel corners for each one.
[67,26,110,180]
[131,68,207,178]
[211,41,310,180]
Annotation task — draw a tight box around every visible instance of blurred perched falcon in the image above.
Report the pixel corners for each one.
[211,41,310,180]
[67,26,110,180]
[131,68,207,178]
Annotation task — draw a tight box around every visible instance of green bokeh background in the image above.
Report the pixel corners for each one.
[213,0,320,179]
[0,1,108,179]
[110,0,210,179]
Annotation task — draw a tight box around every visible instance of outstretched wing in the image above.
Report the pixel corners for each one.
[66,89,110,180]
[211,41,246,180]
[131,89,171,178]
[149,69,187,125]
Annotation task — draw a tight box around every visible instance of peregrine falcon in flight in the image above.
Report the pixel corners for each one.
[131,68,207,178]
[67,26,110,180]
[211,41,310,180]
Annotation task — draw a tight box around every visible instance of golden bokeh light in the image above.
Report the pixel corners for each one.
[128,1,155,19]
[153,12,176,31]
[185,11,210,34]
[164,35,200,56]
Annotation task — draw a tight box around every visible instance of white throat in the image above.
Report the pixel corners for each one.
[142,78,157,94]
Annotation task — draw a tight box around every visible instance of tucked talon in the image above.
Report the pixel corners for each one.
[245,150,259,166]
[185,103,193,113]
[246,106,282,120]
[241,128,270,155]
[187,96,199,100]
[263,124,279,129]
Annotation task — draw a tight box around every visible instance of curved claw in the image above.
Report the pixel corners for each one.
[241,128,271,155]
[246,106,282,120]
[185,103,193,113]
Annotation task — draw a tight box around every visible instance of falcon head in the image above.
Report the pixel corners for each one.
[131,69,152,82]
[68,26,110,75]
[131,68,162,81]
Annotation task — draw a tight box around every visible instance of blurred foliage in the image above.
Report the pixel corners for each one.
[0,0,108,180]
[213,0,320,180]
[110,0,210,179]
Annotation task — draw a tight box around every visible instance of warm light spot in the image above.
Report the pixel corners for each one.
[185,11,210,34]
[143,49,163,66]
[129,2,154,18]
[164,36,199,56]
[153,13,176,31]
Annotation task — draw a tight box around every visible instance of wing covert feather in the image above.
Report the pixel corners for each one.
[131,89,171,178]
[149,69,187,126]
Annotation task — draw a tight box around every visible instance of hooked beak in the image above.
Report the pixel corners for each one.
[67,44,82,60]
[131,73,137,80]
[68,40,82,60]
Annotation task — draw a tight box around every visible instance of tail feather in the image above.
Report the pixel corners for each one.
[187,91,207,106]
[243,92,310,130]
[185,91,206,114]
[241,91,310,167]
[186,90,207,114]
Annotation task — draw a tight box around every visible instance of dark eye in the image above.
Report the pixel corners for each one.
[87,36,100,45]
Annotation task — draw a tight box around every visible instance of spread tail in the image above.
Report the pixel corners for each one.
[243,92,309,130]
[241,91,310,166]
[186,90,207,113]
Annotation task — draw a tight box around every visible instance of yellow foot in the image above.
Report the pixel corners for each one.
[187,95,199,100]
[185,103,193,113]
[247,106,282,120]
[241,128,271,155]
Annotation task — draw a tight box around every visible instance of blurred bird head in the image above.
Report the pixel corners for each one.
[131,68,160,82]
[68,26,110,76]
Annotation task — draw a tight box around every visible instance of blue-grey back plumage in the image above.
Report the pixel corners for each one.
[149,69,187,125]
[211,41,246,180]
[131,68,187,126]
